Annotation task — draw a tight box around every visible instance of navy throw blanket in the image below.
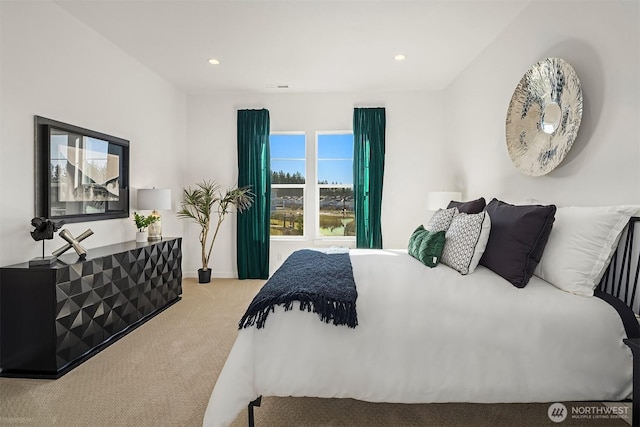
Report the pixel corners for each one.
[238,249,358,329]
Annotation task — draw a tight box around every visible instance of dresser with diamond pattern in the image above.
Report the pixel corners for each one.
[0,238,182,378]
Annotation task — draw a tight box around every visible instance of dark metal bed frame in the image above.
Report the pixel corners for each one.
[599,217,640,314]
[247,217,640,427]
[602,216,640,427]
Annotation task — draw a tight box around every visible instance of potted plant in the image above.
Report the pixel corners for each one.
[133,212,159,242]
[177,180,254,283]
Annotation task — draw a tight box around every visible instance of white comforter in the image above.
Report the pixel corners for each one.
[203,249,633,427]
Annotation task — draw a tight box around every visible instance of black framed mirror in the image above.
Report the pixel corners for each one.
[35,116,130,223]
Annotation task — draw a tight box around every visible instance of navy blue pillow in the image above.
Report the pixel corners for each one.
[479,198,556,288]
[447,197,486,214]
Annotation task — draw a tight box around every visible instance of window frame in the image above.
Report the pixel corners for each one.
[269,131,307,240]
[315,130,355,240]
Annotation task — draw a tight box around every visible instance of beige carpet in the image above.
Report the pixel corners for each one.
[0,278,630,427]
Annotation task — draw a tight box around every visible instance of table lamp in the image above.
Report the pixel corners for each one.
[138,188,172,241]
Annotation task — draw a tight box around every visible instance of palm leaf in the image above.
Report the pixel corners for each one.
[177,180,254,271]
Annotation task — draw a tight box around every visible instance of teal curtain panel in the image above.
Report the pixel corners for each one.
[237,109,271,279]
[353,107,386,249]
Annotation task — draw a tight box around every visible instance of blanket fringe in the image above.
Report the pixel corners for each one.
[239,295,358,330]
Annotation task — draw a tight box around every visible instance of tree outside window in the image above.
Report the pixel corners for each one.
[317,132,355,237]
[270,133,305,237]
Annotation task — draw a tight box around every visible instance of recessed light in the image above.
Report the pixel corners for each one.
[394,54,406,61]
[208,58,220,65]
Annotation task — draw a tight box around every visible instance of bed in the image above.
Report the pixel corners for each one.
[203,200,640,427]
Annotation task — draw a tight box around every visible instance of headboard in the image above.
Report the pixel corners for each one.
[599,217,640,315]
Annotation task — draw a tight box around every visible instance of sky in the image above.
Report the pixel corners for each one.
[270,133,354,185]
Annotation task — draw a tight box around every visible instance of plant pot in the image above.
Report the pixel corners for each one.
[136,231,148,242]
[198,268,212,283]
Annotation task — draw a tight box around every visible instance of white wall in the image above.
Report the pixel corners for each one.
[446,0,640,206]
[186,91,450,277]
[0,1,187,267]
[186,1,640,278]
[4,1,635,278]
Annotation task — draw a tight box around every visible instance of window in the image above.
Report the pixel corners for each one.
[269,131,355,240]
[270,133,305,237]
[317,132,355,237]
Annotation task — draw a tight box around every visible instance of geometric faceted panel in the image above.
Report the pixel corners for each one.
[54,238,182,370]
[0,238,182,378]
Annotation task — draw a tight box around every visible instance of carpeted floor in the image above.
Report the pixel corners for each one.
[0,278,631,426]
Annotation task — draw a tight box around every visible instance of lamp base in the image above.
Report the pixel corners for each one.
[148,211,162,241]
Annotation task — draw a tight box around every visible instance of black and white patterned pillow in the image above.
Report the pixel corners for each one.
[426,207,457,232]
[441,211,491,275]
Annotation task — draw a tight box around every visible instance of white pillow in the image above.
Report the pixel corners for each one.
[534,205,640,296]
[425,207,457,232]
[441,211,491,275]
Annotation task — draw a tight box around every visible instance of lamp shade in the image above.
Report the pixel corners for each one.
[138,188,172,211]
[426,191,462,211]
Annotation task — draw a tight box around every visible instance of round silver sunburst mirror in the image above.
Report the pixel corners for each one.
[505,57,583,176]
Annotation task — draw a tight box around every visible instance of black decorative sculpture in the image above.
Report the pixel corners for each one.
[29,217,64,267]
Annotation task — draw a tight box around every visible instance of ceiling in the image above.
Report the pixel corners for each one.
[54,0,531,95]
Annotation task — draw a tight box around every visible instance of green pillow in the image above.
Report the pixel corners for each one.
[408,226,446,268]
[408,225,426,254]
